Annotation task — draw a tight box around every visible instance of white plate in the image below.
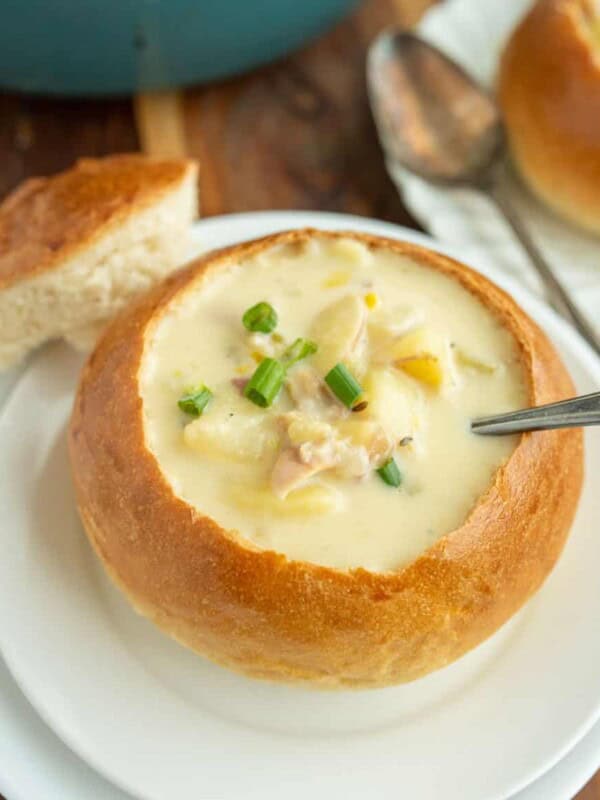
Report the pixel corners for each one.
[3,647,600,800]
[1,212,599,800]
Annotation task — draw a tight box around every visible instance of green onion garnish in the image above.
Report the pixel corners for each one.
[324,363,363,408]
[376,458,402,488]
[242,301,278,334]
[281,337,318,368]
[178,385,213,417]
[244,358,286,407]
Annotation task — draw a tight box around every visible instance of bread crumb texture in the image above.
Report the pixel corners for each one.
[0,154,197,368]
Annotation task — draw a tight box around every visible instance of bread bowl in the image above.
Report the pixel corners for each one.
[69,229,583,688]
[498,0,600,234]
[0,154,198,369]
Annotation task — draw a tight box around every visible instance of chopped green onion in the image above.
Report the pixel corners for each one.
[281,337,318,368]
[324,363,363,408]
[244,358,286,407]
[242,301,278,333]
[178,385,213,417]
[376,458,402,488]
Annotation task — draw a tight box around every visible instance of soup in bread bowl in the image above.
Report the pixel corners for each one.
[69,229,583,688]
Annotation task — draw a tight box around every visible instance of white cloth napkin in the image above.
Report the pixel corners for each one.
[394,0,600,332]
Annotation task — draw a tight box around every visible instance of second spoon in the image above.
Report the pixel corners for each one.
[367,30,600,357]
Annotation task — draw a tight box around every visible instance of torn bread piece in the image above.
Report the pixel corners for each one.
[0,154,198,368]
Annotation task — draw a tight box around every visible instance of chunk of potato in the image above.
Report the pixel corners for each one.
[321,269,352,289]
[310,294,368,378]
[397,355,443,388]
[328,238,372,265]
[229,483,342,516]
[184,408,280,462]
[364,368,421,443]
[369,306,424,346]
[284,412,335,446]
[391,327,450,390]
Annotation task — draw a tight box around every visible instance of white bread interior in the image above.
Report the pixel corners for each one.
[0,165,197,369]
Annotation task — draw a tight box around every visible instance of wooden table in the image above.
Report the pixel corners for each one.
[0,0,597,797]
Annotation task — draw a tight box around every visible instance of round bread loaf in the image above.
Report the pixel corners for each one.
[69,229,583,688]
[499,0,600,233]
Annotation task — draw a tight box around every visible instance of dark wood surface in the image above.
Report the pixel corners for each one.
[0,0,597,797]
[0,0,422,227]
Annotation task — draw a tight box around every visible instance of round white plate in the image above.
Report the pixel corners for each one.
[1,212,599,800]
[3,647,600,800]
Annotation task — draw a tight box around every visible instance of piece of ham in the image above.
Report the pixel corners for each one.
[270,413,382,498]
[271,446,337,499]
[231,376,249,393]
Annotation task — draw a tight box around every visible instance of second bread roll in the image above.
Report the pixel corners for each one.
[499,0,600,234]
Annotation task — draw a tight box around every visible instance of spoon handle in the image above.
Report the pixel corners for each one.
[488,181,600,358]
[472,390,600,435]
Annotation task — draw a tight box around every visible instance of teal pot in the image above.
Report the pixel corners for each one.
[0,0,359,96]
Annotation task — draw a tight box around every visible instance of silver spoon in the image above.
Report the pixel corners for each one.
[367,30,600,358]
[471,391,600,435]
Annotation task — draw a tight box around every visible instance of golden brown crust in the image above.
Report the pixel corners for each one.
[498,0,600,233]
[69,229,583,688]
[0,154,198,290]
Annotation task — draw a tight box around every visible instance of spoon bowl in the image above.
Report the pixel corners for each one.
[367,29,600,356]
[367,30,504,186]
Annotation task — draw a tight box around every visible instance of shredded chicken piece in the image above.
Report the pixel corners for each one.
[271,447,336,499]
[331,440,371,479]
[271,411,383,497]
[286,366,347,421]
[247,332,278,358]
[338,418,392,465]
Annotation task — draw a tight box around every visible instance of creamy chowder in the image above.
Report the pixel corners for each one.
[140,236,527,572]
